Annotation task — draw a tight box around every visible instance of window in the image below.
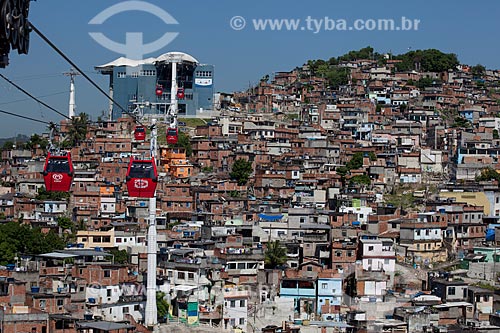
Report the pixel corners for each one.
[448,287,456,295]
[178,272,185,279]
[104,270,111,278]
[134,304,140,311]
[307,266,313,271]
[230,300,236,308]
[39,299,46,308]
[239,318,245,325]
[188,273,194,280]
[368,246,374,251]
[123,306,129,314]
[107,289,112,297]
[484,295,489,301]
[239,300,246,307]
[322,283,328,289]
[57,299,64,306]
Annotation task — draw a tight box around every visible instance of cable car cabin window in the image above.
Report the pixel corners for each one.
[129,162,155,178]
[46,159,70,173]
[167,129,177,136]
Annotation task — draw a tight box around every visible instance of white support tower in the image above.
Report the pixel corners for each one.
[64,69,80,118]
[145,118,158,328]
[167,60,178,128]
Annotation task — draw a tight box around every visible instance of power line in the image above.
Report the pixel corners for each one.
[29,22,143,126]
[0,73,70,120]
[0,108,52,125]
[0,91,69,106]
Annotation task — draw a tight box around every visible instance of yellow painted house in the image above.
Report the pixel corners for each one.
[160,147,193,178]
[439,191,490,214]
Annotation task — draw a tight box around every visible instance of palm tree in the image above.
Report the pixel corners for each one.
[264,240,288,269]
[66,113,89,147]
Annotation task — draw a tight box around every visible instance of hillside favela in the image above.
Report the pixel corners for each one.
[3,6,500,333]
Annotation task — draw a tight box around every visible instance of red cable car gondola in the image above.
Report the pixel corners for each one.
[126,157,158,198]
[177,88,185,99]
[134,125,146,141]
[42,152,74,192]
[155,85,163,97]
[166,127,178,145]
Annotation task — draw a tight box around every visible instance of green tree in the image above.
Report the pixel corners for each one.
[109,248,129,264]
[394,49,459,72]
[229,159,253,185]
[368,152,377,161]
[416,77,440,89]
[349,174,371,186]
[0,222,65,265]
[494,129,499,140]
[157,292,170,322]
[346,152,364,170]
[264,240,288,269]
[451,116,471,128]
[476,167,500,182]
[36,187,70,201]
[24,134,49,150]
[65,113,89,147]
[2,141,14,151]
[471,64,486,78]
[175,131,192,157]
[56,216,74,232]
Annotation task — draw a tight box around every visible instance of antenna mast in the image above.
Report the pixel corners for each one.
[63,69,81,118]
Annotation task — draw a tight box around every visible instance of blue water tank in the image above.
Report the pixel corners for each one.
[94,247,102,252]
[77,243,84,248]
[6,264,15,271]
[31,286,40,293]
[88,298,96,304]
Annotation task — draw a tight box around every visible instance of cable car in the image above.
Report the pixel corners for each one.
[125,157,158,198]
[155,85,163,97]
[42,152,74,192]
[134,125,146,141]
[166,127,178,145]
[177,88,185,99]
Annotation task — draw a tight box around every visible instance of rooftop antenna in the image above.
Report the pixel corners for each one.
[64,69,80,118]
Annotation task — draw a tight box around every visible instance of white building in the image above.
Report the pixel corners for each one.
[223,286,250,332]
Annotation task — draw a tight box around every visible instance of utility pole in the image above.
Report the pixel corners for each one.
[63,69,80,118]
[145,118,158,329]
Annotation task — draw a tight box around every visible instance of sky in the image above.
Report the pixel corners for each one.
[0,0,499,137]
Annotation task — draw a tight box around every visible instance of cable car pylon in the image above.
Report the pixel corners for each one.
[144,117,158,329]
